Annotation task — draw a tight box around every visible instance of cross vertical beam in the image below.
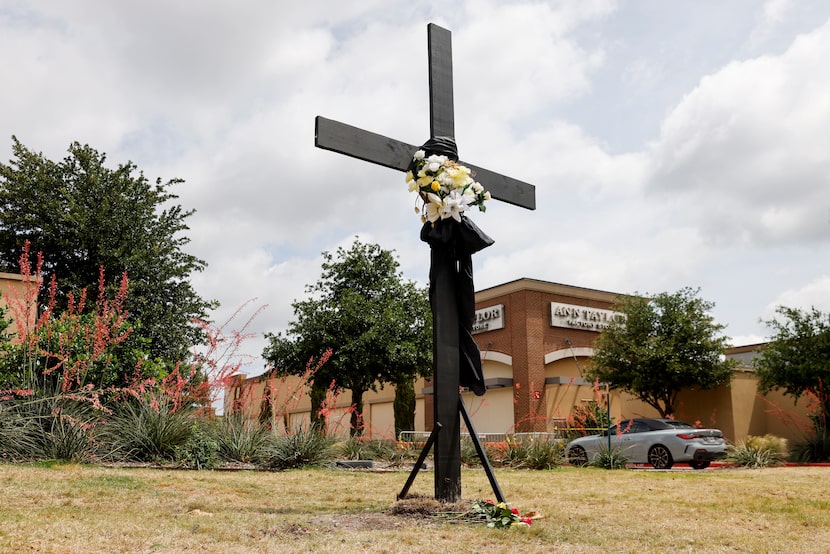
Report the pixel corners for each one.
[428,23,454,139]
[431,244,462,501]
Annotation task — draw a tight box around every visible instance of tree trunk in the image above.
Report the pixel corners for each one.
[393,378,416,438]
[309,380,328,433]
[350,388,365,437]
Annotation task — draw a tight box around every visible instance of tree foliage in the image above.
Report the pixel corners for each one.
[755,306,830,432]
[588,287,735,418]
[262,238,431,436]
[0,137,213,363]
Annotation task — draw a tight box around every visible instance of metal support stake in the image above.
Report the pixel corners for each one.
[458,398,506,504]
[397,422,443,500]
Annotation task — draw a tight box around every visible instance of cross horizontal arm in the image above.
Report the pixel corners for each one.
[315,116,536,210]
[315,116,415,172]
[464,163,536,211]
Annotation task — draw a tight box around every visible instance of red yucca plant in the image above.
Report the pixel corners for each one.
[567,379,610,437]
[1,242,133,404]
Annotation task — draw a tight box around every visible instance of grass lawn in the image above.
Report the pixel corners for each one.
[1,464,828,553]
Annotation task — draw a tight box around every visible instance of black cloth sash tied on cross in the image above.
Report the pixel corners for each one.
[413,137,494,396]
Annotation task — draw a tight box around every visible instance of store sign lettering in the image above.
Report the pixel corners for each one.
[550,302,624,331]
[472,304,504,334]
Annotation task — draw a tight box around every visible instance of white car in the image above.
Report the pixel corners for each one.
[566,417,728,469]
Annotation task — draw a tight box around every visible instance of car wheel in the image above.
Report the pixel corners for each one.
[648,445,674,469]
[688,461,710,470]
[568,445,588,467]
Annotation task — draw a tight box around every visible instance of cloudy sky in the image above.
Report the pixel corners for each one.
[3,0,830,375]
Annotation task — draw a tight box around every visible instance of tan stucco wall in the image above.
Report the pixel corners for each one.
[0,272,39,341]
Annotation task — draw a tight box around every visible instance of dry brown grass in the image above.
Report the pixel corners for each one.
[1,464,829,553]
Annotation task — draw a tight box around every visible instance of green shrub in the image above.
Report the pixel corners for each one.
[460,436,482,466]
[175,420,219,469]
[362,438,398,461]
[100,397,195,462]
[215,414,271,464]
[262,424,333,470]
[0,395,97,463]
[517,438,565,470]
[590,445,630,469]
[382,440,418,466]
[334,436,396,461]
[501,436,529,467]
[790,426,830,463]
[727,434,788,468]
[334,436,367,460]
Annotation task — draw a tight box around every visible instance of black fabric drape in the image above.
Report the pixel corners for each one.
[421,217,493,396]
[414,136,494,396]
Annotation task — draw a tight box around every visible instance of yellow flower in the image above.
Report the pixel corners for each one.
[431,180,441,192]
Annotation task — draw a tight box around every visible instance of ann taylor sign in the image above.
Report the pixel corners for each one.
[472,304,504,334]
[550,302,623,331]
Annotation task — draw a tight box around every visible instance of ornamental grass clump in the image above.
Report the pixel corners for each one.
[0,394,98,463]
[590,444,630,469]
[215,413,271,464]
[335,436,398,461]
[791,414,830,463]
[460,436,482,466]
[517,437,565,470]
[99,396,195,462]
[727,434,788,468]
[262,423,333,470]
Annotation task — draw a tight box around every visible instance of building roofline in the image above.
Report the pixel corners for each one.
[476,277,625,303]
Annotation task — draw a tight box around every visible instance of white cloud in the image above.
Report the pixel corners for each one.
[646,19,830,246]
[765,276,830,317]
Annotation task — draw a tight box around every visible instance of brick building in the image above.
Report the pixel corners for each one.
[226,278,812,444]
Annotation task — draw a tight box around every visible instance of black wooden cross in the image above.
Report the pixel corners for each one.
[315,23,535,503]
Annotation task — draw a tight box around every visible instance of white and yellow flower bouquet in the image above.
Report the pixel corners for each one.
[407,149,490,224]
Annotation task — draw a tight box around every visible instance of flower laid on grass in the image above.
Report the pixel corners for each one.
[469,499,534,529]
[407,149,490,224]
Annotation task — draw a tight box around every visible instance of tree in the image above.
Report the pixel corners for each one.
[588,287,736,418]
[755,306,830,441]
[0,137,214,364]
[263,238,431,436]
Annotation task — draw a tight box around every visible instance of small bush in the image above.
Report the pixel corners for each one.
[727,434,788,468]
[590,445,630,469]
[335,436,367,460]
[518,438,565,470]
[383,440,419,466]
[0,395,97,463]
[215,414,271,464]
[501,436,529,467]
[100,397,195,462]
[262,424,333,470]
[460,436,482,466]
[791,427,830,463]
[176,420,219,469]
[335,436,397,461]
